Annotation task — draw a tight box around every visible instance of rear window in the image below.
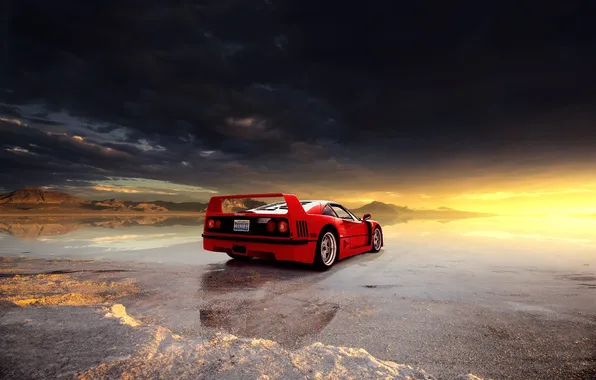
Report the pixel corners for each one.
[220,197,286,213]
[219,198,314,213]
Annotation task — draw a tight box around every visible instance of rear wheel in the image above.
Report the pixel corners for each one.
[313,228,338,271]
[226,252,252,261]
[370,226,383,252]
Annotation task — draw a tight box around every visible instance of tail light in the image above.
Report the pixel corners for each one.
[266,220,276,233]
[278,220,288,233]
[207,219,221,229]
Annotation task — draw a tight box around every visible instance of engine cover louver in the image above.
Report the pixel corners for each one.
[295,220,308,238]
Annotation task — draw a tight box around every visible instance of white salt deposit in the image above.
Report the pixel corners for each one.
[82,307,486,379]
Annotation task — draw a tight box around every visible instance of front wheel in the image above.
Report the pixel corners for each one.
[313,229,338,271]
[370,226,383,253]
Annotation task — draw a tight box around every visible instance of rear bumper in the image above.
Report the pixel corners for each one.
[202,233,317,264]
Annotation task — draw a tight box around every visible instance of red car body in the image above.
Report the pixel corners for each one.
[202,193,384,269]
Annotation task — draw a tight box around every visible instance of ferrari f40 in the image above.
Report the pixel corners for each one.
[202,193,384,270]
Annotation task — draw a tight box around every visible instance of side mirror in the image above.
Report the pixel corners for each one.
[362,213,371,221]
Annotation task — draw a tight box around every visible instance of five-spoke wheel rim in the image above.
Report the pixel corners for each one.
[373,228,382,251]
[321,232,337,266]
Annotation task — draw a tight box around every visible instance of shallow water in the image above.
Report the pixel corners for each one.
[319,216,596,310]
[0,215,219,265]
[1,214,595,301]
[1,215,594,266]
[1,215,595,267]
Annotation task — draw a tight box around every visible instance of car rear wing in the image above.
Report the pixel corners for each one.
[205,193,307,218]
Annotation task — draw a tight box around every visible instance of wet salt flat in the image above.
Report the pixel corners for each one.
[2,215,594,268]
[1,215,595,379]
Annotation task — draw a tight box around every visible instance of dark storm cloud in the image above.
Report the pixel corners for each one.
[1,0,596,196]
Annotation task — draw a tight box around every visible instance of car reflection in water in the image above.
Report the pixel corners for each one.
[200,259,318,292]
[198,259,345,348]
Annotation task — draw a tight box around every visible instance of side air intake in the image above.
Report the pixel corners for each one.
[295,220,308,238]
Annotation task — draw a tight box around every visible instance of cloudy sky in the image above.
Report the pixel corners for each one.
[1,1,595,214]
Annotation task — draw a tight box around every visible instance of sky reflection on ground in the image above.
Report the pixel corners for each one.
[0,215,594,270]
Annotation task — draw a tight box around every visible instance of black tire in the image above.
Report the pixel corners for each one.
[369,226,383,253]
[226,252,252,261]
[313,227,339,271]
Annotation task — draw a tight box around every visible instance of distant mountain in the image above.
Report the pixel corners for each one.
[0,187,87,205]
[352,201,413,215]
[351,200,495,225]
[0,188,206,213]
[91,198,130,209]
[150,201,207,212]
[0,187,273,214]
[0,188,494,220]
[88,199,169,212]
[132,203,169,212]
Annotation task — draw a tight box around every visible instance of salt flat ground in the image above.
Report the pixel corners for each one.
[0,216,595,379]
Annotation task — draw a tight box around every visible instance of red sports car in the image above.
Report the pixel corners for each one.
[202,193,384,270]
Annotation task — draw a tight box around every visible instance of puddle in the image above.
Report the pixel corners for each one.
[506,301,557,315]
[200,261,320,292]
[200,299,339,348]
[362,284,401,289]
[579,283,596,289]
[0,269,132,278]
[557,274,596,282]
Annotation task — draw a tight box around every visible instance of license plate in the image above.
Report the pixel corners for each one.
[233,219,250,232]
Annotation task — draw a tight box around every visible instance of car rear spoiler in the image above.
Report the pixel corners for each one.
[205,193,307,217]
